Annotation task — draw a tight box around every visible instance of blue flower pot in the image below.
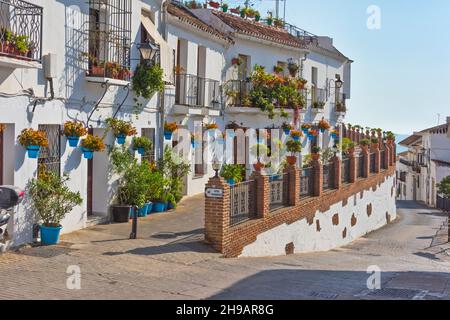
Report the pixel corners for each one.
[137,147,146,155]
[320,128,325,133]
[208,130,215,138]
[40,225,62,245]
[270,175,282,182]
[227,179,235,186]
[168,202,176,210]
[283,129,291,136]
[164,202,169,211]
[67,136,80,148]
[153,202,165,213]
[116,135,126,145]
[164,131,173,140]
[138,206,147,217]
[302,128,309,135]
[331,133,338,139]
[129,207,137,219]
[292,136,300,142]
[26,145,40,159]
[81,147,94,159]
[145,202,153,214]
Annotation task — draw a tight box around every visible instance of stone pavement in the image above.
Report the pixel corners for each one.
[0,198,449,300]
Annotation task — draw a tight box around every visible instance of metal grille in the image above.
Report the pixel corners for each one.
[230,180,255,226]
[380,149,387,169]
[175,74,220,108]
[357,155,365,178]
[87,0,132,81]
[323,162,335,191]
[224,79,252,107]
[141,128,155,163]
[341,157,351,183]
[38,125,61,176]
[300,167,313,198]
[370,153,376,173]
[0,0,43,62]
[269,173,288,212]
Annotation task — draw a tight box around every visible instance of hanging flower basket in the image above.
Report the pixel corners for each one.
[164,131,173,140]
[63,121,87,148]
[80,135,105,160]
[116,134,126,145]
[26,145,41,159]
[164,122,178,140]
[67,136,80,148]
[17,128,48,159]
[81,147,94,160]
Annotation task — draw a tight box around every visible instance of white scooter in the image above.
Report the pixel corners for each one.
[0,186,24,244]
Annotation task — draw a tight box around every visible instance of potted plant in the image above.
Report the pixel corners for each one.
[297,78,308,90]
[208,1,220,9]
[132,63,165,99]
[80,134,105,159]
[251,143,267,171]
[231,57,242,66]
[335,101,346,113]
[220,164,244,185]
[290,130,303,142]
[330,129,339,139]
[221,2,229,12]
[359,138,371,151]
[308,129,319,140]
[28,171,82,245]
[287,60,300,77]
[254,11,261,22]
[318,118,331,133]
[205,123,219,137]
[386,131,396,144]
[371,137,379,150]
[230,7,241,15]
[273,18,284,28]
[63,121,87,147]
[164,122,178,140]
[286,140,302,165]
[311,146,321,160]
[273,65,284,74]
[301,123,312,134]
[312,101,325,110]
[17,128,48,159]
[133,136,153,156]
[105,118,137,145]
[266,13,273,26]
[281,122,293,135]
[346,141,356,155]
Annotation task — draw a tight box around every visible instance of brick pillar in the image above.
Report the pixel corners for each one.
[204,176,230,253]
[361,147,370,178]
[312,157,323,196]
[378,132,383,149]
[348,152,357,183]
[286,164,300,206]
[332,156,342,189]
[356,130,361,143]
[371,145,381,174]
[251,171,270,219]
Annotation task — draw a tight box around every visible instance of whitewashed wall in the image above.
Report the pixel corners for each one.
[240,174,397,258]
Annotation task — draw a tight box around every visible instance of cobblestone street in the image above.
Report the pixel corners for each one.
[1,198,449,300]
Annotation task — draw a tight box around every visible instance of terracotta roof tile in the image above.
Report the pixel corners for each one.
[399,135,422,146]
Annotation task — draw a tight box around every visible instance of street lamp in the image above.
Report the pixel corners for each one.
[137,40,159,64]
[327,75,344,99]
[212,158,221,178]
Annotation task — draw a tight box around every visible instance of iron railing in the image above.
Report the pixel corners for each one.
[437,195,450,212]
[311,87,326,108]
[380,149,387,169]
[230,180,255,226]
[224,79,252,108]
[341,157,351,183]
[38,124,61,176]
[175,74,220,108]
[269,173,288,212]
[323,162,335,191]
[300,166,313,198]
[370,153,376,173]
[87,0,132,81]
[357,155,365,178]
[0,0,43,62]
[283,22,319,45]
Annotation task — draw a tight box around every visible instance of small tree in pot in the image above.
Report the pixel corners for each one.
[220,164,244,185]
[286,140,302,165]
[28,171,82,245]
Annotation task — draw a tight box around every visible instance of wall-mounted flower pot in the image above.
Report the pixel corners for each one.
[320,128,326,133]
[267,20,273,26]
[255,16,261,22]
[112,205,131,223]
[292,136,300,142]
[138,206,148,217]
[137,147,146,155]
[116,135,126,145]
[302,128,309,135]
[40,225,63,245]
[26,145,40,159]
[81,147,94,159]
[331,133,338,139]
[153,202,166,213]
[164,131,173,140]
[67,136,80,148]
[286,156,297,165]
[253,162,265,171]
[283,129,291,136]
[307,134,314,140]
[222,7,228,13]
[227,178,235,186]
[191,141,199,149]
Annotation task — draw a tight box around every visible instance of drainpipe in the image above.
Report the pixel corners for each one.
[299,52,308,78]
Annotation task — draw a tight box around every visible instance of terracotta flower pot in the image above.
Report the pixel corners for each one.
[286,156,297,165]
[311,153,320,161]
[253,162,265,171]
[90,66,105,77]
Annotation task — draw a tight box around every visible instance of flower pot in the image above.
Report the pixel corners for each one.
[138,206,148,217]
[320,128,326,133]
[26,145,40,159]
[116,135,126,145]
[267,20,273,26]
[145,202,153,214]
[67,136,80,148]
[286,156,297,165]
[302,128,309,135]
[112,205,131,223]
[168,202,176,210]
[255,16,261,22]
[153,202,166,213]
[81,147,94,159]
[164,202,169,211]
[269,174,282,182]
[227,178,235,186]
[283,129,291,136]
[90,66,105,77]
[307,134,314,140]
[311,153,321,161]
[40,225,63,245]
[253,162,265,171]
[331,133,338,139]
[137,147,146,155]
[292,136,300,142]
[222,7,228,13]
[164,131,173,140]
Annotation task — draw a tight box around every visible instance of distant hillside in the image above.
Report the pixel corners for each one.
[395,134,410,154]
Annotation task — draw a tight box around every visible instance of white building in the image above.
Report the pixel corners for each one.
[397,117,450,206]
[0,0,172,246]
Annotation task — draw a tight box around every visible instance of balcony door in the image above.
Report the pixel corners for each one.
[197,46,206,106]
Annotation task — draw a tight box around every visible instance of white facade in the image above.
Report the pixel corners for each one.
[1,0,171,246]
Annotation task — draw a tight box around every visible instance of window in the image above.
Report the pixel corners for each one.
[88,0,132,80]
[238,54,250,80]
[277,61,288,76]
[38,125,61,176]
[141,128,155,163]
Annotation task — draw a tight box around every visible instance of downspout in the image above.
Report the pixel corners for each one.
[299,52,308,78]
[158,0,169,160]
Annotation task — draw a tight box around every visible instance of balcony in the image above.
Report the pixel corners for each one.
[173,73,221,116]
[311,87,326,113]
[86,0,132,86]
[333,92,347,117]
[0,0,43,68]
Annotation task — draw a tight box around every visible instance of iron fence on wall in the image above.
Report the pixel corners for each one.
[357,155,365,178]
[341,157,351,183]
[323,162,335,191]
[300,166,314,199]
[229,180,256,226]
[269,173,289,212]
[437,195,450,212]
[370,153,376,173]
[380,149,387,169]
[175,74,220,108]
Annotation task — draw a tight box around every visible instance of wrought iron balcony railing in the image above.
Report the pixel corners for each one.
[175,73,220,109]
[335,92,347,112]
[0,0,43,62]
[224,79,253,108]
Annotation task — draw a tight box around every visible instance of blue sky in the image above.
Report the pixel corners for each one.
[225,0,450,134]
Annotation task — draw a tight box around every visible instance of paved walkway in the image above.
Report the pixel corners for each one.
[0,199,449,300]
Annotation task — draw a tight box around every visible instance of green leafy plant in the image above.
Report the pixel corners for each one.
[133,136,153,152]
[286,140,301,154]
[105,118,137,137]
[371,137,379,144]
[81,134,105,151]
[220,164,244,183]
[17,128,48,147]
[312,146,321,154]
[359,138,371,147]
[132,63,165,99]
[28,172,82,227]
[437,176,450,198]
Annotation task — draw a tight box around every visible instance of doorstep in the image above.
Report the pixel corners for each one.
[86,213,110,228]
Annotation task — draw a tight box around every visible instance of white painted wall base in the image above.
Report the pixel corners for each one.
[240,175,397,258]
